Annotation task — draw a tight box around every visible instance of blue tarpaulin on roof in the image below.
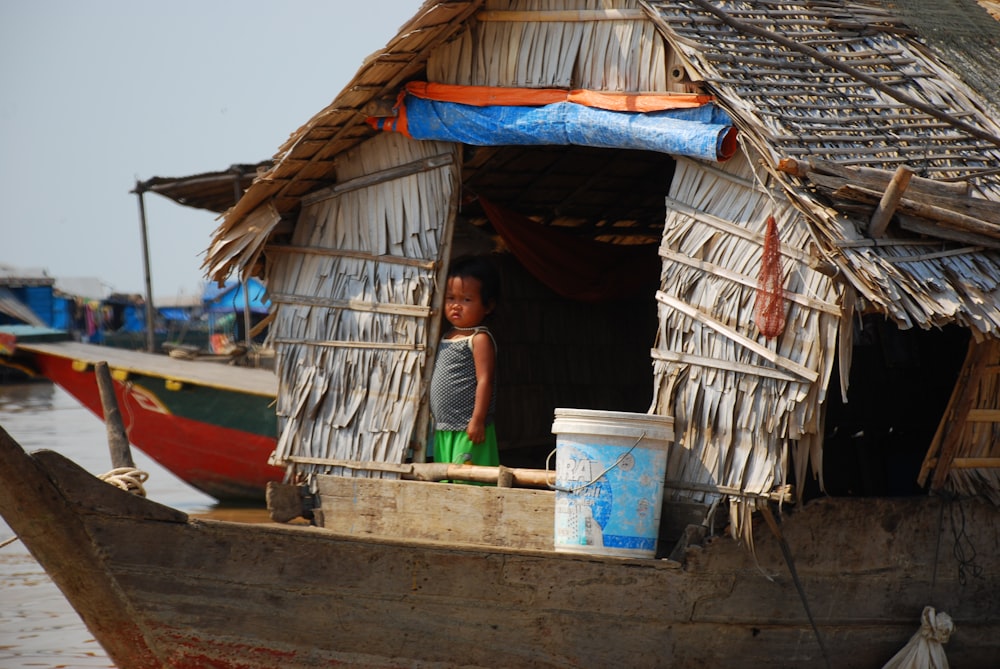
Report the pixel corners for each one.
[158,308,191,322]
[202,279,270,314]
[397,95,737,162]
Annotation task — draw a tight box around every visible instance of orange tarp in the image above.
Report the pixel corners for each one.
[404,82,715,112]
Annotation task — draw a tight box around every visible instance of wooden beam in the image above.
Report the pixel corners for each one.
[268,292,431,318]
[839,184,1000,240]
[777,157,969,198]
[927,340,991,490]
[966,408,1000,422]
[867,165,912,237]
[285,456,795,501]
[951,458,1000,469]
[476,9,646,22]
[898,215,1000,252]
[923,457,1000,470]
[301,153,455,207]
[655,291,819,382]
[264,244,436,270]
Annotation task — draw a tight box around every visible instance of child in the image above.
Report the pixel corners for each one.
[429,255,501,473]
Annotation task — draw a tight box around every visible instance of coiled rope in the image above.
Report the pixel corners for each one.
[99,467,149,497]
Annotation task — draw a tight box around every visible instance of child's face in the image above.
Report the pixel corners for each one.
[444,276,493,329]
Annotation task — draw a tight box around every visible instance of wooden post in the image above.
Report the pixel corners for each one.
[868,165,912,238]
[95,361,135,469]
[132,187,157,353]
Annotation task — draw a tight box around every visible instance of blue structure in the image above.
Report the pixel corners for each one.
[0,267,73,330]
[202,278,271,345]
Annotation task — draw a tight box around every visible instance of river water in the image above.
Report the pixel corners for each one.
[0,381,254,668]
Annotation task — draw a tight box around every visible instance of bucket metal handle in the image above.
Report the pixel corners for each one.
[546,431,646,494]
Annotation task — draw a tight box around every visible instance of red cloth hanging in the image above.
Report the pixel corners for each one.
[754,215,787,339]
[477,196,661,302]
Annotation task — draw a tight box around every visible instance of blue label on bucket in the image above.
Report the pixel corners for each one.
[554,437,666,556]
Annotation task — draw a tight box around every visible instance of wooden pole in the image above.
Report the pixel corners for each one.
[868,165,912,238]
[95,361,135,469]
[133,186,157,353]
[282,455,794,501]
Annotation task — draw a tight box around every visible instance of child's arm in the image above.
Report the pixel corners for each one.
[466,331,496,444]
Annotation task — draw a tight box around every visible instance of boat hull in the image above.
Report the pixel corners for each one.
[1,335,280,501]
[1,427,997,669]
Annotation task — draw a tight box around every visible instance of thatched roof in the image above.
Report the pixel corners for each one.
[202,1,1000,513]
[136,162,271,214]
[877,0,1000,116]
[207,0,1000,338]
[650,0,1000,336]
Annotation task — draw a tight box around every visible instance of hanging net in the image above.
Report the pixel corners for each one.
[754,215,786,339]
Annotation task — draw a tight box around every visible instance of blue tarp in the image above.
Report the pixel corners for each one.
[122,306,144,332]
[158,307,191,322]
[400,96,737,162]
[202,278,270,315]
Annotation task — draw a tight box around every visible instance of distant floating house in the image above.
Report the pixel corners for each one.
[202,277,271,348]
[0,264,78,331]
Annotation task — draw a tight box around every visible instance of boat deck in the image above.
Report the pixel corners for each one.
[18,341,277,397]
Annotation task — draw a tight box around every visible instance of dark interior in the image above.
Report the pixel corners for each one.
[452,144,672,469]
[806,316,969,500]
[452,143,971,497]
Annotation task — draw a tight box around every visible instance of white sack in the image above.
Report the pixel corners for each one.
[882,606,953,669]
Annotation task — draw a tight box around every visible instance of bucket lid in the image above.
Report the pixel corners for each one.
[552,408,674,443]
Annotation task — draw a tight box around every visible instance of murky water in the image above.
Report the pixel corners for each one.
[0,382,250,668]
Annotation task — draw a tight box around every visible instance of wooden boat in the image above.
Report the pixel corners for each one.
[0,326,279,502]
[1,425,997,669]
[9,2,1000,665]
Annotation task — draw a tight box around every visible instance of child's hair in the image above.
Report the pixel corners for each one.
[448,255,501,307]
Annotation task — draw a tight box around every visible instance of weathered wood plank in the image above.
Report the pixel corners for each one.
[5,437,999,669]
[316,475,556,551]
[15,341,276,396]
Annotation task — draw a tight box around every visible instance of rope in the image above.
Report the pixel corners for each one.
[99,467,149,497]
[949,497,983,586]
[0,535,19,549]
[761,505,832,669]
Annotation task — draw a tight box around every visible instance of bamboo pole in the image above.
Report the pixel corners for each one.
[286,456,795,501]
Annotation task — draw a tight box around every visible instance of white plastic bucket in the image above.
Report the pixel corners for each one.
[552,408,674,558]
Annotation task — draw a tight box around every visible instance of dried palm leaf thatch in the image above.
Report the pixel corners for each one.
[648,0,1000,336]
[203,201,281,283]
[652,150,840,545]
[429,0,669,90]
[267,134,458,483]
[203,0,481,284]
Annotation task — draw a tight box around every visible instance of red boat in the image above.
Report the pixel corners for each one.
[0,326,280,502]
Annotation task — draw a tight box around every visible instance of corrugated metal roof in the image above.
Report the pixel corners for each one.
[0,264,54,286]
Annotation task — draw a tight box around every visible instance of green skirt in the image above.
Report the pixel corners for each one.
[433,425,499,484]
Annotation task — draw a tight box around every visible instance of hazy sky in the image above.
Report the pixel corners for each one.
[0,0,418,301]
